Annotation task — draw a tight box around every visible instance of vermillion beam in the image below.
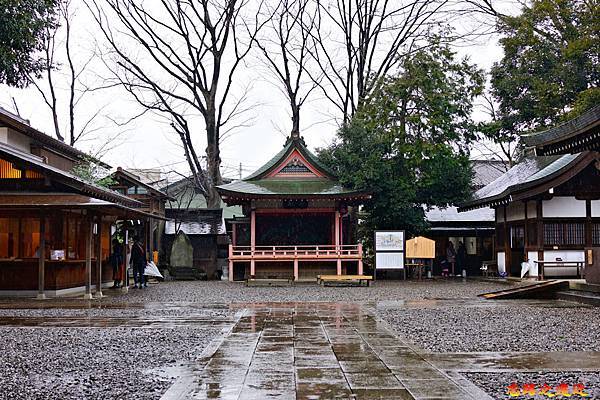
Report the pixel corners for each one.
[250,209,256,277]
[37,213,46,300]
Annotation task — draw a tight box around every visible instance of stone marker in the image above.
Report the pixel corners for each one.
[170,232,196,280]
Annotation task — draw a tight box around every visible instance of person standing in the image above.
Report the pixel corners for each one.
[130,236,146,289]
[110,239,124,288]
[446,241,457,276]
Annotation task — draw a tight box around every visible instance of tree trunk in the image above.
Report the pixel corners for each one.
[205,118,223,209]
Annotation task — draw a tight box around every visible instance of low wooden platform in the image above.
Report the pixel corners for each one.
[317,275,373,287]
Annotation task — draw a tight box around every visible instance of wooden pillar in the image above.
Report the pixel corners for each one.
[228,244,234,282]
[37,213,46,300]
[294,258,299,281]
[95,217,103,298]
[503,206,510,276]
[250,209,256,277]
[358,243,363,275]
[335,211,341,275]
[122,229,130,292]
[84,215,93,299]
[537,200,544,280]
[232,223,237,246]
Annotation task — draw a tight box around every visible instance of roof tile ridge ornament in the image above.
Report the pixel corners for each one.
[289,130,306,147]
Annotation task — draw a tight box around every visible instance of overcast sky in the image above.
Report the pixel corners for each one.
[0,1,519,182]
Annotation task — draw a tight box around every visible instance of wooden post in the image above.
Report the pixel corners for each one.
[84,215,93,299]
[358,243,363,275]
[250,209,256,277]
[228,244,234,282]
[95,217,103,298]
[335,211,341,275]
[37,213,46,300]
[294,258,299,281]
[232,223,237,246]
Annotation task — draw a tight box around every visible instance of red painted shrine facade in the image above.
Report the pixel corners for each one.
[217,135,370,281]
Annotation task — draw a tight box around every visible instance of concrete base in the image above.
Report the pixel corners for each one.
[0,282,112,298]
[36,293,47,300]
[95,292,105,299]
[83,293,93,300]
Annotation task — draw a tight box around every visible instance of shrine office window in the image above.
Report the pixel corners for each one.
[593,223,600,246]
[543,222,585,246]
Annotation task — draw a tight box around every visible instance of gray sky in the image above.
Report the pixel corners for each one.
[0,1,518,181]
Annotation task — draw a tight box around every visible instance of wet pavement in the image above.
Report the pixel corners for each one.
[162,303,487,400]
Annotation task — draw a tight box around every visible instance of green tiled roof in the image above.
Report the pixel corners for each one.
[244,136,335,180]
[218,179,364,197]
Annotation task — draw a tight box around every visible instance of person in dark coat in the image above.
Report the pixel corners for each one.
[130,236,146,289]
[446,241,456,275]
[110,239,124,288]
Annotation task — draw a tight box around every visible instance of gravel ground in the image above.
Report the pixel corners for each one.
[464,372,600,399]
[101,278,516,303]
[0,280,596,399]
[376,300,600,353]
[0,325,221,400]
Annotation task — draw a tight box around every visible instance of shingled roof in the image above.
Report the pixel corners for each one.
[459,152,594,211]
[521,106,600,156]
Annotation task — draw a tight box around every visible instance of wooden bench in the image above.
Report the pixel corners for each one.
[317,275,373,287]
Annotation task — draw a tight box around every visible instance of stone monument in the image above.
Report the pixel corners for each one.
[170,232,196,280]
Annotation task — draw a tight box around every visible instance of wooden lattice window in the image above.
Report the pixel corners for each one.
[544,222,585,246]
[593,223,600,246]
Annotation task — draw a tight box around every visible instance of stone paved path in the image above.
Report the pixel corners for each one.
[162,302,487,400]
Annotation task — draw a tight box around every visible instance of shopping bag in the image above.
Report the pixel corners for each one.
[144,261,163,278]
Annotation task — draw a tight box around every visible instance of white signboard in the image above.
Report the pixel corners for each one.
[375,231,404,251]
[375,252,404,269]
[374,230,405,271]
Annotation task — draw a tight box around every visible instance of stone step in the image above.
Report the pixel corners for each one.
[556,290,600,306]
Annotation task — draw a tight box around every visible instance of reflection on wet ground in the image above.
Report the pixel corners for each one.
[162,303,487,400]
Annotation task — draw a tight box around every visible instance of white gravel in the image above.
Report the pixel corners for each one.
[376,300,600,353]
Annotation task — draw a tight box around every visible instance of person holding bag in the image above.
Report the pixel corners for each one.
[130,236,147,289]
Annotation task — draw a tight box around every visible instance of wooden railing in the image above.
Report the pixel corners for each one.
[229,244,362,260]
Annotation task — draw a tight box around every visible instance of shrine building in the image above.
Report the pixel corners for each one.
[459,106,600,283]
[0,108,166,297]
[217,133,370,281]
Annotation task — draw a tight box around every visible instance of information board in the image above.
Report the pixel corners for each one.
[374,230,405,270]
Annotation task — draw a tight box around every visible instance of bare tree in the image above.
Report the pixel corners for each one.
[30,0,107,146]
[255,0,319,136]
[87,0,267,208]
[305,0,506,123]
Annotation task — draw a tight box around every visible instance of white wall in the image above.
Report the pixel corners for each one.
[543,250,585,262]
[527,251,539,277]
[543,197,586,218]
[591,200,600,217]
[497,252,506,274]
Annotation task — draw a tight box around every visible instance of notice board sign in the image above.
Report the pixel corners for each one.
[374,230,405,270]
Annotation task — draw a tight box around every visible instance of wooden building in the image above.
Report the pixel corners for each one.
[217,133,370,281]
[0,108,159,297]
[109,167,172,257]
[160,177,242,279]
[425,160,504,275]
[460,106,600,282]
